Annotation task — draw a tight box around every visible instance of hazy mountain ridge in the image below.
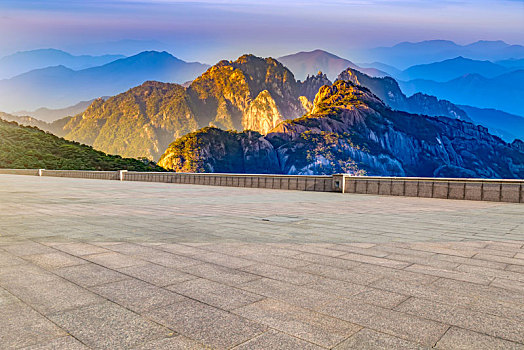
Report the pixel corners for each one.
[0,51,210,112]
[159,79,524,178]
[0,48,125,79]
[400,70,524,116]
[365,40,524,69]
[278,49,388,81]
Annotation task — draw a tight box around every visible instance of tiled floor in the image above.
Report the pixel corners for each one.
[0,175,523,349]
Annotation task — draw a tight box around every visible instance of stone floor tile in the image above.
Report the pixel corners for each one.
[145,298,266,349]
[490,278,524,293]
[234,298,361,348]
[352,287,409,309]
[2,241,56,256]
[232,329,324,350]
[238,278,335,309]
[55,263,130,287]
[48,301,172,350]
[305,276,368,299]
[53,242,110,256]
[317,297,449,346]
[192,251,256,269]
[338,253,412,269]
[167,278,263,310]
[22,336,90,350]
[404,264,493,285]
[1,301,66,348]
[0,250,27,267]
[90,278,185,313]
[6,278,103,315]
[133,335,206,350]
[23,252,87,270]
[118,262,196,287]
[241,263,320,285]
[396,297,524,344]
[435,327,524,350]
[180,262,260,286]
[297,263,380,285]
[292,252,362,269]
[83,252,148,269]
[506,264,524,274]
[293,244,348,257]
[334,328,430,349]
[473,253,524,266]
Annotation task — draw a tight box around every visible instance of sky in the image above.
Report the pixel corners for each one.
[0,0,523,63]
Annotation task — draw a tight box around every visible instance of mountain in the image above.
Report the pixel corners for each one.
[0,51,210,112]
[400,56,512,82]
[458,106,524,142]
[399,70,524,116]
[159,79,524,178]
[13,99,100,123]
[496,58,524,70]
[365,40,524,69]
[278,49,388,81]
[0,49,124,79]
[336,68,471,122]
[62,55,321,160]
[0,119,162,171]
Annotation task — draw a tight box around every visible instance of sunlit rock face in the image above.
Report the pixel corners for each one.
[160,79,524,178]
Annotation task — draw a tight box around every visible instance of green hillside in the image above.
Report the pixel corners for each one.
[0,119,163,171]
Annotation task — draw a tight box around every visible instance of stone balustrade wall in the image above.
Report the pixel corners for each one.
[1,169,522,203]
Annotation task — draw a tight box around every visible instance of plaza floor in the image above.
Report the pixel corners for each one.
[0,175,523,349]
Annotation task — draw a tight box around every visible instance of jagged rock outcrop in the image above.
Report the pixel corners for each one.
[337,68,471,122]
[63,55,314,160]
[159,80,524,178]
[298,72,332,102]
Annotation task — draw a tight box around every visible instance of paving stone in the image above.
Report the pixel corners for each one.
[48,301,172,350]
[339,253,411,269]
[435,327,524,350]
[118,262,196,287]
[292,252,362,269]
[239,252,310,269]
[23,252,87,270]
[396,297,524,344]
[241,263,320,285]
[55,262,129,287]
[239,277,336,309]
[0,250,26,267]
[134,335,206,350]
[305,276,368,299]
[404,264,493,285]
[53,242,110,256]
[22,336,90,350]
[145,298,266,349]
[83,251,148,269]
[192,251,256,268]
[232,329,323,349]
[234,298,361,348]
[317,297,449,346]
[0,301,66,348]
[474,253,524,266]
[490,278,524,293]
[167,278,263,310]
[90,278,185,313]
[180,262,260,286]
[334,328,429,349]
[5,278,103,315]
[297,263,380,285]
[2,242,56,256]
[352,287,409,309]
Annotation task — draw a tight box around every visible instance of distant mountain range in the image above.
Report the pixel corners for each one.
[0,49,124,79]
[400,70,524,116]
[364,40,524,69]
[398,56,517,82]
[0,51,210,112]
[278,49,387,81]
[13,99,100,123]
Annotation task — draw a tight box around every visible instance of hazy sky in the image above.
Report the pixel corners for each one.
[1,0,523,63]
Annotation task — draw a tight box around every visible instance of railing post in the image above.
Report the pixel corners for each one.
[38,169,44,177]
[119,170,128,181]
